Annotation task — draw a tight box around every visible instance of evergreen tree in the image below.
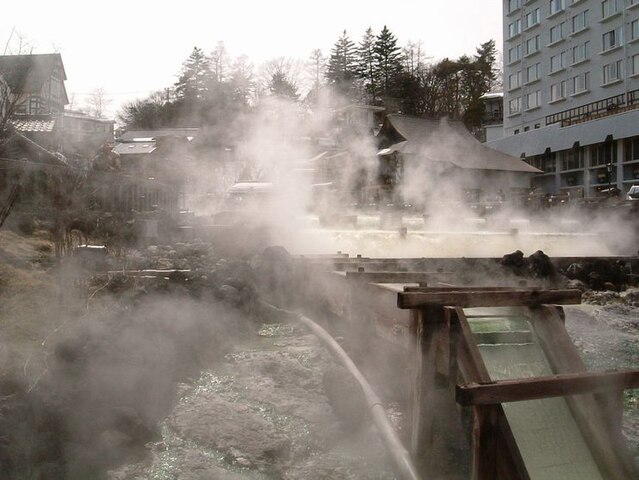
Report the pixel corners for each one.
[268,71,299,100]
[326,30,358,97]
[174,47,213,100]
[373,26,403,98]
[356,27,377,102]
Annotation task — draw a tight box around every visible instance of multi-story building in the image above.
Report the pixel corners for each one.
[0,53,69,151]
[489,0,639,197]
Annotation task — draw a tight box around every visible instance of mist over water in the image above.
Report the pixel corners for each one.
[189,97,634,259]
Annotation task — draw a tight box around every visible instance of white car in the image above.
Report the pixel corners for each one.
[627,185,639,201]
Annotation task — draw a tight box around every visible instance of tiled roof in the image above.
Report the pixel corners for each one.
[378,115,540,173]
[10,116,57,133]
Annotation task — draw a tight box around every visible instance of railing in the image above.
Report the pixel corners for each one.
[545,88,639,127]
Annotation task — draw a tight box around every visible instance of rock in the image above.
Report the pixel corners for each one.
[565,263,585,280]
[622,288,639,306]
[500,250,525,267]
[567,279,588,292]
[528,250,554,278]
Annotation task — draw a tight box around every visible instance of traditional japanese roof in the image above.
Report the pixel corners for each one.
[377,115,540,173]
[112,142,156,155]
[0,54,68,103]
[119,128,200,142]
[10,115,57,133]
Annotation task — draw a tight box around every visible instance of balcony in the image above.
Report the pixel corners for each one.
[545,89,639,126]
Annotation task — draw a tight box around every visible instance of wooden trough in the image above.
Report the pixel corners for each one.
[301,254,639,480]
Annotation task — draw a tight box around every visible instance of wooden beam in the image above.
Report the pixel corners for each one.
[398,289,581,309]
[456,370,639,406]
[346,271,452,283]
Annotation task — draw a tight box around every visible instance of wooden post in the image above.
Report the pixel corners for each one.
[473,405,499,480]
[409,306,447,474]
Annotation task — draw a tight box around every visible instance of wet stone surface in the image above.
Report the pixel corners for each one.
[108,322,396,480]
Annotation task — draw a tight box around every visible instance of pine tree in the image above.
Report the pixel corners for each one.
[356,27,377,102]
[174,47,213,101]
[373,26,403,98]
[326,30,358,97]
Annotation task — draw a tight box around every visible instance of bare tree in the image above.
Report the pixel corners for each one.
[210,41,230,83]
[307,49,326,91]
[87,88,112,118]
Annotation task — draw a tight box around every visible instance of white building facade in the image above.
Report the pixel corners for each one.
[489,0,639,197]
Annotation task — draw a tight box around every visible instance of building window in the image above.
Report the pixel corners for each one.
[550,0,566,14]
[550,51,566,72]
[571,10,588,33]
[526,8,541,28]
[632,54,639,75]
[509,0,522,12]
[509,96,522,114]
[603,59,623,83]
[561,148,584,170]
[591,141,617,166]
[509,19,522,38]
[527,62,541,82]
[550,21,566,43]
[572,71,590,93]
[550,80,567,101]
[509,70,522,90]
[602,27,623,51]
[601,0,620,18]
[508,44,522,63]
[543,153,557,172]
[572,41,590,63]
[631,19,639,40]
[624,136,639,161]
[526,90,541,109]
[526,34,541,55]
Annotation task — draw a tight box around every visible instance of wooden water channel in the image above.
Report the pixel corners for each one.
[300,254,639,480]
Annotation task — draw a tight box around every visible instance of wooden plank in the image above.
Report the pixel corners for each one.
[456,370,639,406]
[404,286,525,293]
[451,308,530,480]
[346,271,452,284]
[398,289,582,309]
[530,306,638,480]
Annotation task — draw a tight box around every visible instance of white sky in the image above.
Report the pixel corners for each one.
[1,0,503,118]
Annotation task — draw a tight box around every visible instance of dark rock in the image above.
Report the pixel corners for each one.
[528,250,554,278]
[565,263,585,280]
[500,250,525,267]
[567,279,589,292]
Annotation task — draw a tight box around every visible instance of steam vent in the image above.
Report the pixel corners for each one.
[2,5,639,479]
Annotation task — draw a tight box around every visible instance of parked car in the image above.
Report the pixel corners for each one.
[627,185,639,201]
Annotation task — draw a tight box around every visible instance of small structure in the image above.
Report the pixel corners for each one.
[375,115,541,204]
[62,110,114,158]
